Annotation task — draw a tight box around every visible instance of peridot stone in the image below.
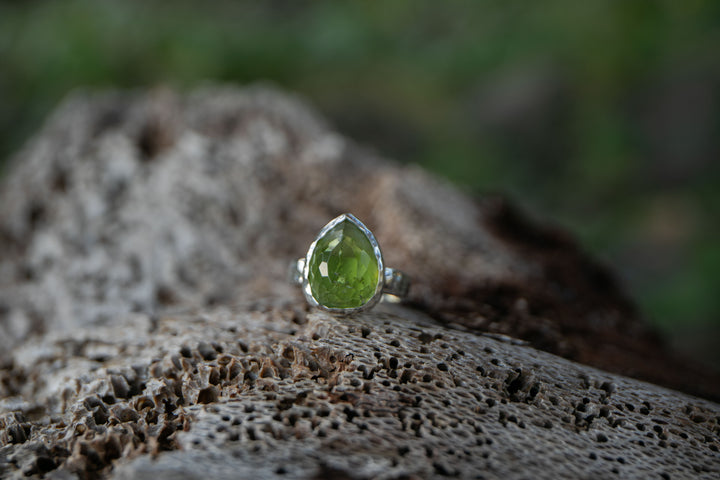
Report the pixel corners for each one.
[308,217,379,308]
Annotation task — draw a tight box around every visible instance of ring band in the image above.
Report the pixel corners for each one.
[290,214,410,314]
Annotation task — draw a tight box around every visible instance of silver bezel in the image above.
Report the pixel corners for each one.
[302,213,385,315]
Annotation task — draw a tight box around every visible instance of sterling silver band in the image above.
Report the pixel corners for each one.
[383,266,411,298]
[289,258,410,299]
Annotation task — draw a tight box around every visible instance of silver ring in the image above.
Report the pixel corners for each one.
[290,213,410,314]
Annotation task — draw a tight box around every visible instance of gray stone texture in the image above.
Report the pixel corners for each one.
[0,86,718,479]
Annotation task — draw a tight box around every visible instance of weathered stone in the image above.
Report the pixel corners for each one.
[0,86,717,400]
[0,86,718,479]
[0,305,718,479]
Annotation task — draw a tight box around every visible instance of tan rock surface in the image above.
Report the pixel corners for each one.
[0,86,718,478]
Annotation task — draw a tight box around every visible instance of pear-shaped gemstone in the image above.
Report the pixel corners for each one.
[308,217,380,308]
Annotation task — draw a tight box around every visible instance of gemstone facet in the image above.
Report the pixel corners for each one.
[307,216,380,309]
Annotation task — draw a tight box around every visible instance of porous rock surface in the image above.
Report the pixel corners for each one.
[0,86,718,479]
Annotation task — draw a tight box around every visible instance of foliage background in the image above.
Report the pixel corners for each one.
[1,1,718,365]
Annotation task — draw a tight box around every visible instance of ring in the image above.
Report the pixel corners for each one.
[290,213,410,314]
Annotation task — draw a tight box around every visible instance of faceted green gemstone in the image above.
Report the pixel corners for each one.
[308,218,380,308]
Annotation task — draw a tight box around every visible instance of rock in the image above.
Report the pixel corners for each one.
[0,86,719,479]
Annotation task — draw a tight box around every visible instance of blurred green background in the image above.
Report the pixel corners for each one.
[1,1,718,366]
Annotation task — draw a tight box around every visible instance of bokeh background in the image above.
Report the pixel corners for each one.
[1,1,718,366]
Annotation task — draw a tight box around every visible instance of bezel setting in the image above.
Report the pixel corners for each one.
[301,213,385,314]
